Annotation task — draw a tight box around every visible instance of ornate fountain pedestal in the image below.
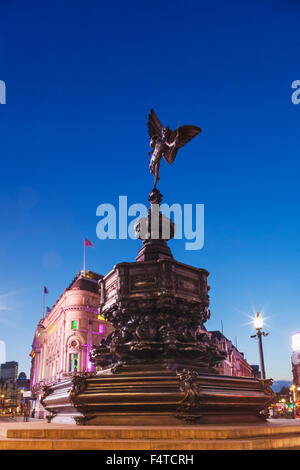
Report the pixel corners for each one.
[42,362,274,425]
[41,189,275,425]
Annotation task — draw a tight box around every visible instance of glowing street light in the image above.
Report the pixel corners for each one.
[253,312,264,330]
[292,332,300,352]
[250,312,269,379]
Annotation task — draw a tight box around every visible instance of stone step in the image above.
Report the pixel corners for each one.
[2,422,300,450]
[1,423,300,441]
[1,434,300,450]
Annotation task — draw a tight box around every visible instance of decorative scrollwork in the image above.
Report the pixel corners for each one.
[97,298,225,367]
[40,385,53,409]
[260,378,275,399]
[70,375,87,407]
[72,375,87,395]
[177,369,201,411]
[257,378,276,419]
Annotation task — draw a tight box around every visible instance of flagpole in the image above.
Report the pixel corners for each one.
[83,238,94,276]
[42,290,45,319]
[83,239,86,275]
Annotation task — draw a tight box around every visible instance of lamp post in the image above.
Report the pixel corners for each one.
[250,312,268,379]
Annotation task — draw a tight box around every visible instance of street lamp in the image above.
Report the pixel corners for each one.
[292,332,300,352]
[250,312,269,379]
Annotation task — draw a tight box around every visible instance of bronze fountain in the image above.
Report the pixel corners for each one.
[41,110,275,425]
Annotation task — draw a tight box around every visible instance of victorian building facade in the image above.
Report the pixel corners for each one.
[210,331,253,378]
[30,271,113,418]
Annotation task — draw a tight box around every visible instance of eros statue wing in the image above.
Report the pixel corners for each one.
[147,109,163,139]
[164,125,202,164]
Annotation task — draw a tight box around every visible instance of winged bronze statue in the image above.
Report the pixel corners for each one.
[147,109,202,189]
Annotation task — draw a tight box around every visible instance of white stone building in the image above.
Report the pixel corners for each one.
[30,271,113,418]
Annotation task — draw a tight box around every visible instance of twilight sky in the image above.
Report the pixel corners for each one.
[0,0,300,380]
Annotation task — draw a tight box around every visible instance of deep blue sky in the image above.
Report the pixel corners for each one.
[0,0,299,380]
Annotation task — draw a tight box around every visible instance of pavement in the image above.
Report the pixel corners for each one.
[0,416,41,423]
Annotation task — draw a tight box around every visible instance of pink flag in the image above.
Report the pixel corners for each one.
[84,238,94,248]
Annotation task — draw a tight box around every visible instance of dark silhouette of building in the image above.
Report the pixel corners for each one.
[17,372,30,392]
[0,363,29,414]
[0,361,18,381]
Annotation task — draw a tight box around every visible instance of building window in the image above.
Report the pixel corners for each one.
[71,321,78,330]
[99,324,105,334]
[69,353,78,372]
